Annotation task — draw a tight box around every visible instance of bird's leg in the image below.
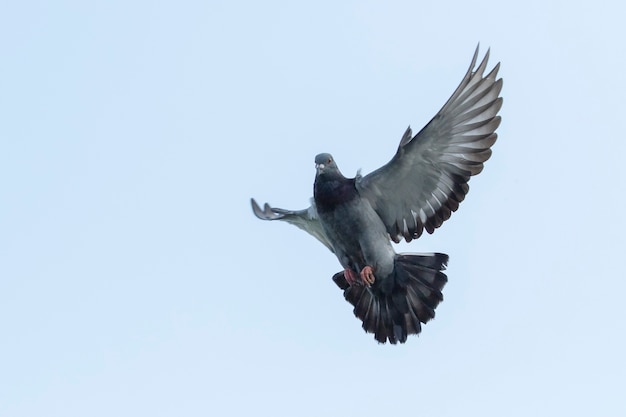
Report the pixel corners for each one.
[343,268,359,286]
[360,266,376,287]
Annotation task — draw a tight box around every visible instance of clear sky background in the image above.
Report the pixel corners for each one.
[1,1,625,416]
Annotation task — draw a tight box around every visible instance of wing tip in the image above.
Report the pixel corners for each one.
[250,197,265,219]
[469,43,480,71]
[251,198,279,220]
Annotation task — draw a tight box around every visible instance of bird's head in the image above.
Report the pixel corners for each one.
[315,153,340,176]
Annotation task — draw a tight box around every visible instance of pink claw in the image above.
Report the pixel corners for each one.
[360,266,376,287]
[343,268,359,286]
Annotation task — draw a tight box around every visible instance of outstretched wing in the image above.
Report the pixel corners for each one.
[356,46,503,243]
[250,198,335,252]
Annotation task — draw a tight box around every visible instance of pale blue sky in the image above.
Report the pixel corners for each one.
[1,1,625,416]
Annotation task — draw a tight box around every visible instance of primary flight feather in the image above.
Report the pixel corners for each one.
[251,46,503,344]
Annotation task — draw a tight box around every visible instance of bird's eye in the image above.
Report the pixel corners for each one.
[327,159,332,164]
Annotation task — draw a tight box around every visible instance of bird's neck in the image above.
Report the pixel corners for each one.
[314,174,357,212]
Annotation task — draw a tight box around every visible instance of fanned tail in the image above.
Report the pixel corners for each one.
[332,253,449,344]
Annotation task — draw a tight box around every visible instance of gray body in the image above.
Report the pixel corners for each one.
[312,153,396,284]
[318,186,396,281]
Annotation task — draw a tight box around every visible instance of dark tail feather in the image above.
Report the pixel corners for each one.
[332,253,449,344]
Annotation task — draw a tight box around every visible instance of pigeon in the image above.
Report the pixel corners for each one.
[251,46,502,344]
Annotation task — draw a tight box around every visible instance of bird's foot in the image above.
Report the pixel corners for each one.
[343,268,359,286]
[360,266,375,287]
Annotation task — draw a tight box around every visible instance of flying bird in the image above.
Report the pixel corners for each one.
[251,46,503,344]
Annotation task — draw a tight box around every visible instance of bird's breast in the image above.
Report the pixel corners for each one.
[313,177,357,212]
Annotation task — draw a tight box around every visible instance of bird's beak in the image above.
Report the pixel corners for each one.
[316,163,325,172]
